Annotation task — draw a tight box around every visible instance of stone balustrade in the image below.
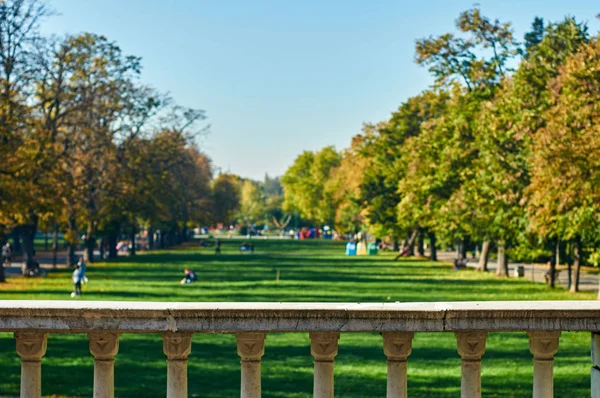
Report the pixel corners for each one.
[1,300,600,397]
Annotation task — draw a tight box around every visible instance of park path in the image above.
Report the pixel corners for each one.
[437,251,599,293]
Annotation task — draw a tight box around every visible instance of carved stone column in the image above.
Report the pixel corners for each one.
[236,332,266,398]
[528,331,560,398]
[382,332,414,398]
[15,331,48,398]
[592,333,600,398]
[89,332,119,398]
[310,332,339,398]
[456,331,487,398]
[163,332,192,398]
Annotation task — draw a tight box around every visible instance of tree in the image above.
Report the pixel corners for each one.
[354,90,449,255]
[326,136,368,234]
[0,0,54,270]
[524,17,545,55]
[416,8,519,90]
[212,174,241,226]
[282,146,341,226]
[528,37,600,292]
[238,180,265,233]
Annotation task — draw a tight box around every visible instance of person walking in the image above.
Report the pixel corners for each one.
[2,242,11,266]
[215,239,221,255]
[71,264,84,297]
[77,257,88,283]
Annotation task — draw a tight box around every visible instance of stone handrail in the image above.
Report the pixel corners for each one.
[2,300,600,397]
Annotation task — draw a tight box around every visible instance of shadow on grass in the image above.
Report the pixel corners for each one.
[0,239,593,396]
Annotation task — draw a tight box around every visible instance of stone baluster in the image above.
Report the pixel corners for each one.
[15,331,49,398]
[236,332,266,398]
[592,333,600,398]
[455,331,487,398]
[163,332,193,398]
[382,332,414,398]
[89,332,119,398]
[528,331,560,398]
[310,332,340,398]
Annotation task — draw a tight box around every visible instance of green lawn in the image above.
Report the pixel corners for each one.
[0,239,594,397]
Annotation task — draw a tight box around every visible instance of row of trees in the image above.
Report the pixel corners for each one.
[0,0,246,271]
[282,9,600,292]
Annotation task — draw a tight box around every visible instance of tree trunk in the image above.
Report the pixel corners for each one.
[570,238,581,293]
[477,241,490,271]
[392,239,399,252]
[428,232,437,261]
[52,224,58,269]
[67,244,76,267]
[566,241,572,291]
[99,238,105,260]
[496,241,508,277]
[406,230,418,256]
[20,224,36,271]
[460,240,466,260]
[460,236,470,260]
[177,226,184,244]
[169,230,176,247]
[181,225,188,243]
[44,232,48,252]
[66,217,77,267]
[159,231,165,249]
[129,224,136,256]
[108,231,118,259]
[417,230,425,256]
[84,222,95,263]
[548,240,558,288]
[148,227,154,250]
[12,226,22,255]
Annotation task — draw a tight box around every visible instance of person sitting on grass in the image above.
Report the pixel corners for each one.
[240,241,254,253]
[393,245,411,261]
[453,258,467,270]
[181,268,197,284]
[2,242,11,265]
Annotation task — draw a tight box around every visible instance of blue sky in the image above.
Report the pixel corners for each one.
[41,0,600,180]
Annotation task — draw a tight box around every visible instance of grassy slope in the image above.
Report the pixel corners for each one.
[0,239,594,397]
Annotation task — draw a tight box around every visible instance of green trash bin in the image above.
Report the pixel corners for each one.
[367,243,378,255]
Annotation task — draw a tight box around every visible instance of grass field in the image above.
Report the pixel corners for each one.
[0,239,594,397]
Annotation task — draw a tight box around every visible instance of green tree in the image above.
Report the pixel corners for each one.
[212,174,241,226]
[416,7,519,90]
[282,146,341,226]
[528,36,600,293]
[238,180,265,233]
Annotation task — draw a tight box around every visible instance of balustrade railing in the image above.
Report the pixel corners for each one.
[1,300,599,398]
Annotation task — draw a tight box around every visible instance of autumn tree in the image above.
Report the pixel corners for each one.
[326,136,368,234]
[0,0,55,269]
